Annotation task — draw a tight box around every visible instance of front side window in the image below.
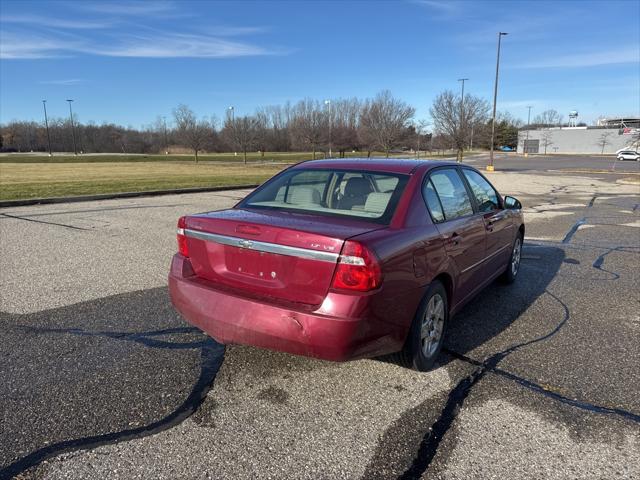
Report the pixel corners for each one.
[462,169,500,212]
[428,169,474,220]
[238,168,408,224]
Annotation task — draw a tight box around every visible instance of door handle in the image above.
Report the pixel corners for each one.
[485,213,503,231]
[447,233,462,246]
[487,212,505,223]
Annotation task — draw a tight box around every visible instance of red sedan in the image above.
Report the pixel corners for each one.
[169,159,524,371]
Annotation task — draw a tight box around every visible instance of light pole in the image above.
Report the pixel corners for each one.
[488,32,508,171]
[524,105,532,156]
[66,99,77,155]
[324,100,332,158]
[457,78,468,162]
[162,116,168,154]
[42,100,52,156]
[228,106,236,156]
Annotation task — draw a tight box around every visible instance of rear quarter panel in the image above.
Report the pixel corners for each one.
[353,169,454,338]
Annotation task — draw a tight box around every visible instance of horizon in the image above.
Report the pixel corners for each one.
[1,0,639,129]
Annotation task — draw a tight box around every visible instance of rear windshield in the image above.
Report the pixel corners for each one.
[237,168,409,224]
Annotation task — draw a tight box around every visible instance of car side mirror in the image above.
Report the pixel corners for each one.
[504,196,522,210]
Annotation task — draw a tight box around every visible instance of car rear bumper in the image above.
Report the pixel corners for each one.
[168,254,402,361]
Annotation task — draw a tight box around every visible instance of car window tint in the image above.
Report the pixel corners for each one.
[462,169,500,212]
[423,179,445,222]
[239,168,409,224]
[429,169,474,220]
[372,175,399,192]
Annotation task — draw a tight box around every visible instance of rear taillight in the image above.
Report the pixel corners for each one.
[177,216,189,257]
[331,240,382,292]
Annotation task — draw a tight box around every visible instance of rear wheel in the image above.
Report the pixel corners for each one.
[500,233,522,284]
[395,281,448,371]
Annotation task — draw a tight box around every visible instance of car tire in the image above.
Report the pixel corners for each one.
[394,280,448,372]
[500,233,523,284]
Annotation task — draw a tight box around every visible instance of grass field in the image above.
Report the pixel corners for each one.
[0,152,318,164]
[0,151,460,201]
[0,162,288,200]
[0,150,440,164]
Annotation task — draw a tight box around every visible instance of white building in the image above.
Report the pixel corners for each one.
[518,126,639,155]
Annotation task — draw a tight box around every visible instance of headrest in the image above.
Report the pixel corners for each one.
[288,186,321,205]
[364,192,392,213]
[344,177,372,197]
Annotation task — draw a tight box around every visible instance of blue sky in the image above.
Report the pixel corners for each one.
[1,0,638,128]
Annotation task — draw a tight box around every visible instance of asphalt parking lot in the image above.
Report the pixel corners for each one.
[1,156,639,479]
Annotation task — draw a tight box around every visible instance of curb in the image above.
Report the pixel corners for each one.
[0,185,260,208]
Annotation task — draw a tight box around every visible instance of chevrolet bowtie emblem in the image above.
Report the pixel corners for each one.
[238,239,253,249]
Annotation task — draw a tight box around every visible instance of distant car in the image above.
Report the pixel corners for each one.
[169,159,525,371]
[617,150,639,161]
[499,146,514,152]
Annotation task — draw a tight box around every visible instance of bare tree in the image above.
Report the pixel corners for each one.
[541,130,554,154]
[596,131,613,154]
[289,99,324,159]
[358,90,415,158]
[629,131,640,150]
[533,109,563,127]
[172,104,212,162]
[223,115,261,164]
[329,98,362,157]
[429,90,490,162]
[413,120,431,158]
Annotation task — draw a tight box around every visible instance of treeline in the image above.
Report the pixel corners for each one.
[0,90,523,161]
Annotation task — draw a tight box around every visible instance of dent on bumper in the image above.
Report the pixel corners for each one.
[168,255,401,361]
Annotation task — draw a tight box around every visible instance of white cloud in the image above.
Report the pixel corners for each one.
[73,1,176,16]
[515,47,640,68]
[39,79,85,85]
[412,0,461,16]
[0,1,284,60]
[1,14,111,29]
[0,32,78,59]
[92,33,281,58]
[0,30,286,59]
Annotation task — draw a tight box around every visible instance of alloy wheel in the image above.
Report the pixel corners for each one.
[420,293,445,357]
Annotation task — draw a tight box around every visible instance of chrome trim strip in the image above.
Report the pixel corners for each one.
[461,243,511,274]
[184,228,340,263]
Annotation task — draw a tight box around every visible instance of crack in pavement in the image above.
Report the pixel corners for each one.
[445,350,640,423]
[562,217,586,243]
[0,204,189,219]
[394,289,616,480]
[0,326,225,480]
[591,247,624,280]
[0,213,89,231]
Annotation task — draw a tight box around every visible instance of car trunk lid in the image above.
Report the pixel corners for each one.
[183,208,382,306]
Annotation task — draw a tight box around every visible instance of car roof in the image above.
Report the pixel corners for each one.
[294,158,460,174]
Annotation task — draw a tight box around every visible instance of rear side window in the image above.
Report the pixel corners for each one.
[427,169,474,220]
[462,169,500,212]
[423,179,445,223]
[238,168,409,225]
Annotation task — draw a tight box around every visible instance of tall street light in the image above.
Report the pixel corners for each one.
[162,116,168,154]
[457,78,468,162]
[42,100,52,156]
[228,106,236,156]
[324,99,332,158]
[524,105,532,156]
[488,32,508,171]
[66,99,77,155]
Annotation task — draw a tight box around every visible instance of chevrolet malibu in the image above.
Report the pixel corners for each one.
[169,159,524,371]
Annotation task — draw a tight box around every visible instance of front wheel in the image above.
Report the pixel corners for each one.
[500,233,523,284]
[395,281,448,371]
